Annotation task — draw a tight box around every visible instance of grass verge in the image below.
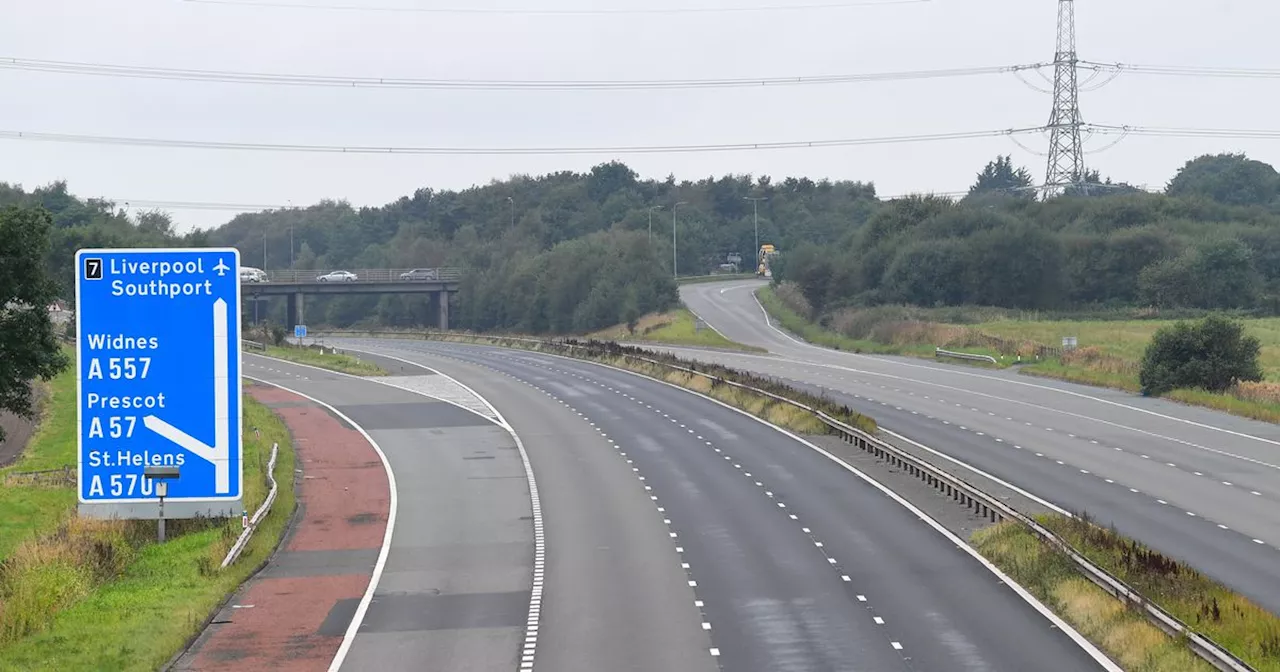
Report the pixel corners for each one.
[0,377,297,671]
[755,286,1009,366]
[1043,513,1280,670]
[0,357,77,560]
[973,521,1216,672]
[588,308,766,352]
[266,343,386,376]
[676,273,757,285]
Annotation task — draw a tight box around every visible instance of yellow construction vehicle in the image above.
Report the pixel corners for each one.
[757,244,779,278]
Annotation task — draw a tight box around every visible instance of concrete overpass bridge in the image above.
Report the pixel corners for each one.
[242,267,461,329]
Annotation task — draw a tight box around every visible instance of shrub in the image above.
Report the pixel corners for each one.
[1139,314,1263,396]
[773,281,813,320]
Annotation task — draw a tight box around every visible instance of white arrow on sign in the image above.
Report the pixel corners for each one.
[143,298,232,494]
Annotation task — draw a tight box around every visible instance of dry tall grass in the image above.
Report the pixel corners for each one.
[1060,346,1140,376]
[973,521,1215,672]
[0,517,140,643]
[1232,381,1280,406]
[773,282,813,320]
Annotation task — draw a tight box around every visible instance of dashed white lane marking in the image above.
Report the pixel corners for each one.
[380,354,726,664]
[441,353,916,660]
[353,342,1277,658]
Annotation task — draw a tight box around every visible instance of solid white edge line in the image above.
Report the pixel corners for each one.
[682,305,732,342]
[239,374,398,672]
[876,427,1071,517]
[744,283,1280,454]
[245,352,545,672]
[368,339,1123,672]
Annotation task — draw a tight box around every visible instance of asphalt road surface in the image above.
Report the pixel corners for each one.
[246,351,716,672]
[669,279,1280,613]
[244,354,534,670]
[337,338,1118,672]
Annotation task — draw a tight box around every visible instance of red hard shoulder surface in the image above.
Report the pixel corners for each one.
[173,383,388,671]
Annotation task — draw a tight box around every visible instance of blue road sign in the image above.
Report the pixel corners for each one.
[75,248,243,505]
[294,324,307,339]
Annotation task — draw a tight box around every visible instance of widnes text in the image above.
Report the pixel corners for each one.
[86,334,160,350]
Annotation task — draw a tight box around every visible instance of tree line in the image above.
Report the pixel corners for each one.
[9,150,1280,335]
[178,161,881,332]
[774,153,1280,319]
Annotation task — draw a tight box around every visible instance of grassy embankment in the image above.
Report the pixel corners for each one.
[976,514,1280,672]
[980,319,1280,421]
[588,308,765,353]
[414,329,1269,671]
[675,273,757,285]
[755,286,1009,366]
[265,343,387,376]
[0,357,297,671]
[759,284,1280,423]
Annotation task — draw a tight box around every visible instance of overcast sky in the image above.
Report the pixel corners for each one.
[3,0,1278,232]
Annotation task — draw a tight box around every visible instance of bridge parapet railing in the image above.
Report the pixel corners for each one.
[261,268,462,284]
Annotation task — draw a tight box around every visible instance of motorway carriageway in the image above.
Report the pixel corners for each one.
[669,279,1280,614]
[335,338,1118,672]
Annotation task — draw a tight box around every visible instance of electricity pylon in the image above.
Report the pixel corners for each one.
[1043,0,1086,197]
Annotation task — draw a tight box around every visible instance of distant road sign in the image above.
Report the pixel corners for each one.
[294,324,307,339]
[75,248,243,506]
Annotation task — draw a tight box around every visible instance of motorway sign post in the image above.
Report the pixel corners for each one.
[75,248,244,520]
[294,324,307,343]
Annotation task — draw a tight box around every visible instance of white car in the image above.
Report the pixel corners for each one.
[316,270,357,282]
[239,266,268,283]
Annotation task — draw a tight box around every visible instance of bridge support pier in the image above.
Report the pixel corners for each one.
[286,292,305,327]
[436,290,450,331]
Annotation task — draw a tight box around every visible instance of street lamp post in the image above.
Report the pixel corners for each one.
[506,196,514,228]
[648,205,663,245]
[288,199,294,269]
[744,196,767,264]
[672,201,687,278]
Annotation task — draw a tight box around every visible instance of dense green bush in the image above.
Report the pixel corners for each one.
[1139,315,1263,397]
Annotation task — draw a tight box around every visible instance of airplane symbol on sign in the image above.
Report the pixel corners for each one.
[214,260,230,276]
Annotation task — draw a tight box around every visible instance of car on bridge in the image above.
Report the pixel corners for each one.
[316,270,358,282]
[239,266,268,283]
[398,268,439,281]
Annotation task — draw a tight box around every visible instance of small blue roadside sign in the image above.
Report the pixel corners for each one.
[294,324,307,339]
[75,248,243,505]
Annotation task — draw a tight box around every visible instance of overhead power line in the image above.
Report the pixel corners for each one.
[0,127,1039,155]
[6,125,1278,158]
[0,57,1035,91]
[1081,61,1280,80]
[181,0,930,15]
[7,56,1276,92]
[1089,125,1280,140]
